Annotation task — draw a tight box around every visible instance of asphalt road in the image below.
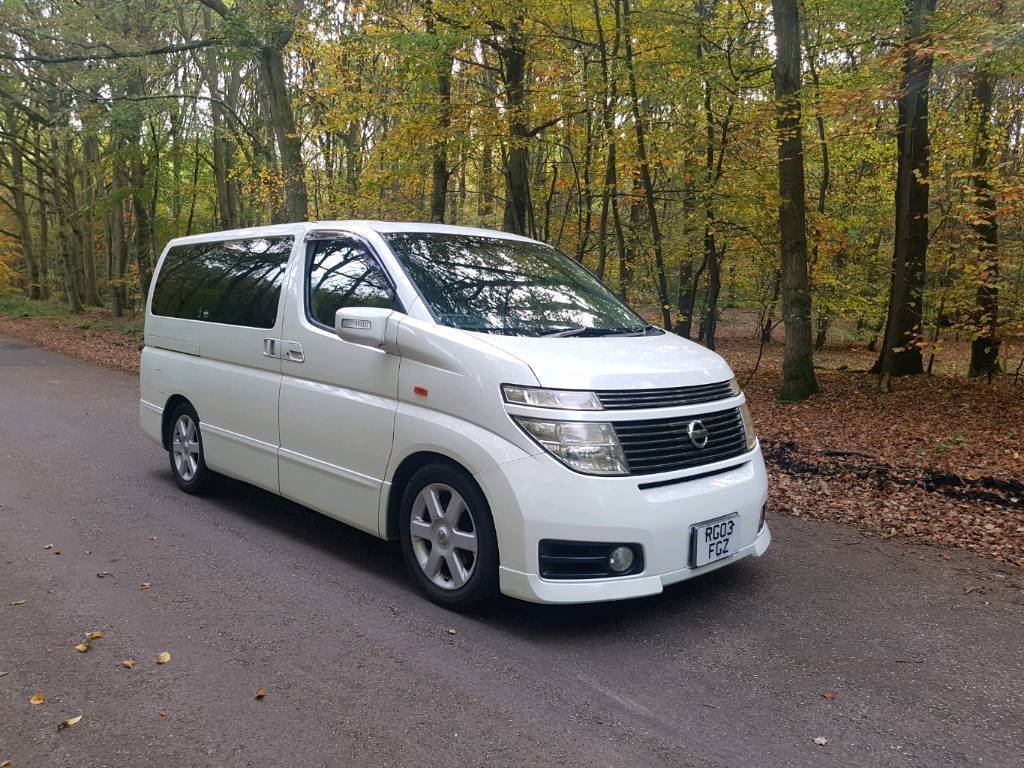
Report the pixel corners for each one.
[1,336,1022,768]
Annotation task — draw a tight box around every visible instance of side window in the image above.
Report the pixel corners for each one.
[151,236,293,328]
[307,238,395,328]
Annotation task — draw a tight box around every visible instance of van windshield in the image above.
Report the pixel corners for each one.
[383,232,652,337]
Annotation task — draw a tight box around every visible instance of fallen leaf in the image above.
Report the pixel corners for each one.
[96,572,117,582]
[53,550,62,555]
[9,600,27,606]
[140,582,151,590]
[255,688,266,699]
[821,691,838,701]
[43,544,53,550]
[149,536,157,541]
[74,643,89,653]
[1,759,13,767]
[155,651,171,665]
[446,628,457,635]
[29,692,45,705]
[87,631,104,641]
[157,710,169,717]
[57,715,82,730]
[813,736,828,746]
[121,659,135,669]
[963,585,983,594]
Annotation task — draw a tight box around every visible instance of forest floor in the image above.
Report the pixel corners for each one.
[2,295,1021,571]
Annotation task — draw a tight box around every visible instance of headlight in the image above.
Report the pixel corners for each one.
[514,417,628,475]
[502,384,602,410]
[727,377,742,396]
[739,402,757,451]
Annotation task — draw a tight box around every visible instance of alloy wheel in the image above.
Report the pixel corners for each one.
[171,414,201,482]
[409,482,478,590]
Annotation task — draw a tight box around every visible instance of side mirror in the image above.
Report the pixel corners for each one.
[335,306,394,350]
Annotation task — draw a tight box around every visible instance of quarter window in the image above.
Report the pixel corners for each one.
[151,236,293,328]
[306,238,395,328]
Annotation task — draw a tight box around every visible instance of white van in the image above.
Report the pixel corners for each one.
[140,221,770,609]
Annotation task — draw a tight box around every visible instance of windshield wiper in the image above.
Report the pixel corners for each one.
[604,324,661,337]
[540,326,650,338]
[541,326,589,337]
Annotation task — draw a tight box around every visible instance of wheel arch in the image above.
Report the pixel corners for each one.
[160,394,192,450]
[385,451,480,541]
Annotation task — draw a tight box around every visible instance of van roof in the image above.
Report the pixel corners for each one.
[164,220,539,248]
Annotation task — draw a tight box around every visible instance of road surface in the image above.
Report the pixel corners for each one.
[1,336,1022,767]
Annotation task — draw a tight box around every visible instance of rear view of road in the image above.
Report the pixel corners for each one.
[1,336,1022,767]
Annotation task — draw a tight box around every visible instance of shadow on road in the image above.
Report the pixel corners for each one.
[149,466,770,637]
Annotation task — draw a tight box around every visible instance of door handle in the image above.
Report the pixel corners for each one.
[263,338,280,358]
[283,340,305,363]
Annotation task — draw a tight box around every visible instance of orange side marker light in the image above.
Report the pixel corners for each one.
[413,386,429,397]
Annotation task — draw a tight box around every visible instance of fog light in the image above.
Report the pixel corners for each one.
[608,546,635,574]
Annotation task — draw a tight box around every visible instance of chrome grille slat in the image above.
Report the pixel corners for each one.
[613,407,747,475]
[596,381,735,409]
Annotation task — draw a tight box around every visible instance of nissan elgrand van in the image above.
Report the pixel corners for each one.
[140,221,770,609]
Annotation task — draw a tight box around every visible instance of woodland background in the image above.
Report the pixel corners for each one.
[0,0,1021,567]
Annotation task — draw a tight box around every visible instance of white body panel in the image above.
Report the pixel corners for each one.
[141,220,769,604]
[276,236,402,535]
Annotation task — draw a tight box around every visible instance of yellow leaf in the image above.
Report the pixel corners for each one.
[29,692,45,705]
[57,715,82,730]
[74,643,89,653]
[1,759,13,767]
[9,600,26,606]
[87,631,103,641]
[155,651,171,665]
[121,659,135,669]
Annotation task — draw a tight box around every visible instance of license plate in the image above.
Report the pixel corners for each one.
[691,514,738,567]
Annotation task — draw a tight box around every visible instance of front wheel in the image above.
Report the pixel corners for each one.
[399,463,499,611]
[167,402,214,494]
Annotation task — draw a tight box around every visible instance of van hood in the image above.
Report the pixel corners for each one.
[472,331,734,390]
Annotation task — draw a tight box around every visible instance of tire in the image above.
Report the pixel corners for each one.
[166,401,214,494]
[398,462,499,611]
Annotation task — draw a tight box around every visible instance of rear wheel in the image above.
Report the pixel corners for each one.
[167,402,213,494]
[399,463,499,610]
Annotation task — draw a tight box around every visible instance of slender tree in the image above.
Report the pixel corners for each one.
[877,0,939,389]
[771,0,818,402]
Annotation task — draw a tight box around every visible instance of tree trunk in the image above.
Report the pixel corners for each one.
[425,7,453,224]
[967,59,1000,378]
[51,133,83,313]
[33,126,50,298]
[771,0,818,401]
[592,0,621,280]
[3,111,40,299]
[201,7,239,229]
[259,42,309,223]
[760,268,782,343]
[621,0,671,330]
[110,164,130,317]
[877,0,938,388]
[80,132,102,306]
[701,248,722,350]
[498,17,531,236]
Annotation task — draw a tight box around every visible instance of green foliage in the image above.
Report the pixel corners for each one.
[0,0,1022,371]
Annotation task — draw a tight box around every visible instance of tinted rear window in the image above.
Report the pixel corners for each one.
[151,236,294,328]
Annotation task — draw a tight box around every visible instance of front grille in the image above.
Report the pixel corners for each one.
[614,407,748,475]
[596,381,735,410]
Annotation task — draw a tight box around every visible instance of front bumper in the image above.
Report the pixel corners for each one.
[475,446,770,604]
